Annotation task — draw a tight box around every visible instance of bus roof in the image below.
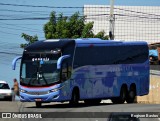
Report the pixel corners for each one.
[75,38,147,46]
[25,39,75,51]
[75,38,122,44]
[24,38,148,51]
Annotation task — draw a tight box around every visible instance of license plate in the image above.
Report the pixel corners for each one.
[35,99,42,101]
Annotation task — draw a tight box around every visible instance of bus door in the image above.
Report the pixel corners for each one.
[60,61,71,100]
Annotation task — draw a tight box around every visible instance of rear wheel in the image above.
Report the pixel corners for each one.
[35,102,42,108]
[111,86,127,104]
[84,99,90,105]
[126,86,136,103]
[93,99,101,104]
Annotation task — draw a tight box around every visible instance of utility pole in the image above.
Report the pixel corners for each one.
[109,0,115,40]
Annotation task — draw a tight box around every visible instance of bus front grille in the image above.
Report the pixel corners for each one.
[27,91,49,95]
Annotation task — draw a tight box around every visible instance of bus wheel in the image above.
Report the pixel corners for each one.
[126,87,136,103]
[112,86,127,104]
[93,99,101,104]
[84,99,90,105]
[36,102,42,108]
[69,89,79,106]
[111,98,119,104]
[119,86,127,103]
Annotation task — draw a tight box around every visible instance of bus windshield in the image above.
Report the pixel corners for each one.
[20,52,61,86]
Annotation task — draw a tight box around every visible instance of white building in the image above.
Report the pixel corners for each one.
[84,5,160,44]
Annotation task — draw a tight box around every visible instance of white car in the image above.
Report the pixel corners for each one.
[0,81,12,101]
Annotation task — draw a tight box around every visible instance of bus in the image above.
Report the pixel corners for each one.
[12,38,149,107]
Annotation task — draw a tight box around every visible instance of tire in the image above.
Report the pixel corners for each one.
[36,102,42,108]
[111,98,119,104]
[69,89,79,106]
[92,99,101,104]
[111,86,127,104]
[126,87,136,103]
[84,99,90,105]
[6,96,12,101]
[9,97,12,101]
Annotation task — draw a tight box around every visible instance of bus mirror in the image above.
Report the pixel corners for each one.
[57,55,70,69]
[12,56,22,70]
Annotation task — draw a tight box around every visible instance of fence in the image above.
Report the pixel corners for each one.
[84,5,160,44]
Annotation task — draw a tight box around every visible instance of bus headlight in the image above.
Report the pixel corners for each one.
[20,89,27,93]
[49,88,59,92]
[49,86,64,93]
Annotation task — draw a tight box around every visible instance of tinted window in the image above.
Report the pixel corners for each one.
[74,44,148,68]
[63,42,75,67]
[0,83,10,89]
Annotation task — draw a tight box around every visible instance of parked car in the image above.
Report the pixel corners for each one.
[0,81,13,101]
[149,49,159,65]
[149,43,160,65]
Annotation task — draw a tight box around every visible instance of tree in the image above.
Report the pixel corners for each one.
[44,11,109,39]
[94,31,109,40]
[20,33,38,48]
[20,11,109,48]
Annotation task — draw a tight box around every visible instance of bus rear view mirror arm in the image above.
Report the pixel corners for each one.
[12,56,22,70]
[57,55,70,69]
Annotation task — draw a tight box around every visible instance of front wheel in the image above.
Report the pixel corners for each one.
[35,102,42,108]
[69,90,79,106]
[126,88,136,103]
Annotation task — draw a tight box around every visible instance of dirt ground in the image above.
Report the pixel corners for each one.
[137,75,160,104]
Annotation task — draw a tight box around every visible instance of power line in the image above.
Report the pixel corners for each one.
[0,3,83,8]
[0,25,43,33]
[0,17,49,20]
[0,8,83,17]
[114,7,160,18]
[0,22,43,31]
[0,30,20,36]
[0,23,43,25]
[0,8,50,14]
[0,51,21,56]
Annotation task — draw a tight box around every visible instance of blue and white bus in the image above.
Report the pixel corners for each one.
[12,38,149,107]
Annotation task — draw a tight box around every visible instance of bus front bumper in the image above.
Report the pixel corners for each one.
[19,91,60,102]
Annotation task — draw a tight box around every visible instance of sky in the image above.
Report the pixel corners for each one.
[0,0,160,44]
[0,0,160,86]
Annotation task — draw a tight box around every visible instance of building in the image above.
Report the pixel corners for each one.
[84,5,160,44]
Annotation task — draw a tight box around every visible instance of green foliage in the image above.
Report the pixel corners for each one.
[81,22,94,38]
[20,11,109,48]
[44,11,109,40]
[94,31,109,40]
[21,33,38,48]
